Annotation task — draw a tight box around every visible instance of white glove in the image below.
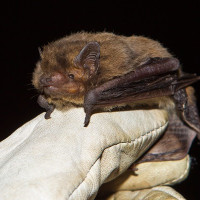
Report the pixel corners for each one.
[0,108,188,200]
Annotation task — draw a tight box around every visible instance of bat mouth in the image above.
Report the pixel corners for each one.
[43,85,57,88]
[42,85,77,96]
[43,85,59,94]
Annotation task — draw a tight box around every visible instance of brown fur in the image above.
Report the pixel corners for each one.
[32,32,173,108]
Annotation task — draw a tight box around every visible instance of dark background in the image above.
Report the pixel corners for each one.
[2,1,200,199]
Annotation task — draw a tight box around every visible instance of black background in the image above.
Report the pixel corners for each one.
[2,1,200,199]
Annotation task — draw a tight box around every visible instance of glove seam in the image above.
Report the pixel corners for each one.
[68,121,168,199]
[150,186,185,200]
[163,155,190,185]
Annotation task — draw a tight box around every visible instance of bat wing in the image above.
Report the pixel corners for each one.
[135,116,196,164]
[84,57,200,127]
[136,86,200,164]
[174,87,200,140]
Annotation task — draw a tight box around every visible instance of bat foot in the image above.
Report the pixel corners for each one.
[84,114,91,127]
[44,104,55,119]
[44,114,51,119]
[44,110,52,119]
[37,95,55,119]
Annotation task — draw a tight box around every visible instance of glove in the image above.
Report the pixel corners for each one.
[0,108,188,200]
[99,186,185,200]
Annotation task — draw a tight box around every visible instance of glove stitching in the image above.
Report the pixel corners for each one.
[150,186,185,199]
[163,155,189,185]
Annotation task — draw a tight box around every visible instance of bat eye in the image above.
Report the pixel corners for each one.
[68,74,74,79]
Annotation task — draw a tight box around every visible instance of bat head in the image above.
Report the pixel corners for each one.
[32,41,100,105]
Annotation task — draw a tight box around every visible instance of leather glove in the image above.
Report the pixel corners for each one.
[0,108,189,200]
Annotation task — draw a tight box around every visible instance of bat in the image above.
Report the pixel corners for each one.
[32,32,200,164]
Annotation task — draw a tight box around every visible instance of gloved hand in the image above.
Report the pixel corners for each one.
[0,108,188,200]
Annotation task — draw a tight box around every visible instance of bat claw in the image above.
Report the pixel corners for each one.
[44,113,51,119]
[84,113,91,127]
[37,95,55,119]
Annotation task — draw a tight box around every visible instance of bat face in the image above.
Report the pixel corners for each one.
[32,41,100,105]
[34,61,86,98]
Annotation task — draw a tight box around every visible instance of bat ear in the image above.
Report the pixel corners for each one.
[74,42,100,78]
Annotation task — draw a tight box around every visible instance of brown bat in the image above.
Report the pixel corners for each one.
[32,32,200,163]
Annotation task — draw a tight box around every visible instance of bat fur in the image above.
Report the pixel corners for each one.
[33,32,175,112]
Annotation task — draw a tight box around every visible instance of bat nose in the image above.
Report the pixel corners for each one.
[39,76,52,85]
[39,72,66,87]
